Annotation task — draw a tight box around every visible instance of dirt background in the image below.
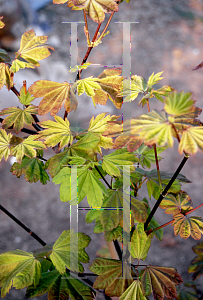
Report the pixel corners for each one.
[0,0,203,299]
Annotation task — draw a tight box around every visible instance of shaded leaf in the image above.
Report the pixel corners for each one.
[11,135,46,163]
[0,49,10,63]
[0,250,41,298]
[141,265,183,300]
[89,258,133,297]
[129,223,151,261]
[38,116,73,149]
[28,80,77,116]
[119,280,147,300]
[177,289,199,300]
[26,269,95,300]
[0,105,38,133]
[0,129,12,161]
[188,241,203,280]
[11,156,49,184]
[104,225,123,242]
[160,191,193,215]
[134,144,166,169]
[172,213,203,240]
[49,230,90,274]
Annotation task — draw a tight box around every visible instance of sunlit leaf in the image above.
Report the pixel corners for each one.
[0,250,41,298]
[77,76,101,97]
[0,63,13,90]
[11,135,46,163]
[164,92,195,116]
[69,62,93,73]
[179,126,203,155]
[14,29,54,67]
[0,129,12,161]
[113,134,142,153]
[172,213,203,240]
[129,223,151,261]
[119,280,147,300]
[141,265,183,300]
[147,71,164,87]
[10,59,36,73]
[152,85,174,103]
[160,191,193,215]
[38,116,73,149]
[11,156,49,184]
[49,230,90,274]
[26,268,95,299]
[18,85,35,105]
[102,148,137,177]
[118,75,147,102]
[0,105,38,133]
[28,80,77,116]
[89,258,133,297]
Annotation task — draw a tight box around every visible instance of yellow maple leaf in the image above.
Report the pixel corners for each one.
[28,80,78,116]
[0,63,13,90]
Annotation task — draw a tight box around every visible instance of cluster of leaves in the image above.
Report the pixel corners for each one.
[0,0,203,299]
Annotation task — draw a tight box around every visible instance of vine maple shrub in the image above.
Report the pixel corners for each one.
[0,1,203,299]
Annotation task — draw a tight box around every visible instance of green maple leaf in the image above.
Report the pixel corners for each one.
[118,75,147,102]
[0,105,38,133]
[0,62,13,90]
[18,85,35,105]
[49,230,91,274]
[172,213,203,240]
[141,265,183,300]
[164,91,195,116]
[26,269,95,300]
[160,191,193,215]
[119,280,147,300]
[10,59,36,73]
[147,71,164,87]
[38,116,73,149]
[102,148,138,177]
[179,126,203,155]
[77,76,101,97]
[0,250,41,298]
[129,223,151,261]
[89,258,133,297]
[188,241,203,280]
[11,135,46,163]
[69,62,93,73]
[53,166,108,207]
[134,144,166,169]
[11,156,49,184]
[0,129,12,161]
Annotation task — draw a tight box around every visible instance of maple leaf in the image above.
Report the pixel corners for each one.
[18,85,35,105]
[0,250,41,298]
[0,129,12,161]
[0,63,13,90]
[141,265,183,300]
[11,156,49,184]
[0,105,38,133]
[0,49,11,63]
[0,16,5,29]
[164,92,195,116]
[119,280,147,300]
[10,59,36,73]
[188,241,203,280]
[172,213,203,240]
[11,135,46,163]
[67,0,121,24]
[178,126,203,155]
[77,76,101,97]
[38,116,73,149]
[28,80,77,116]
[89,258,133,297]
[160,191,193,215]
[13,29,54,69]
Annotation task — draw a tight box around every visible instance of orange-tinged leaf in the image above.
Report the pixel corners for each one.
[89,258,133,297]
[0,63,13,90]
[179,126,203,155]
[53,0,68,3]
[193,61,203,71]
[11,135,46,163]
[172,213,203,240]
[0,129,12,161]
[28,80,77,116]
[38,116,73,149]
[141,265,183,300]
[0,105,38,133]
[92,88,108,106]
[15,29,54,66]
[160,191,193,215]
[113,135,142,153]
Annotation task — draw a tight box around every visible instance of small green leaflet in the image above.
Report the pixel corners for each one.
[26,269,96,300]
[147,71,164,87]
[11,135,46,163]
[18,85,35,105]
[11,156,49,184]
[102,148,137,177]
[119,280,147,300]
[0,129,12,161]
[49,230,91,274]
[53,166,108,207]
[0,249,41,298]
[118,75,147,102]
[77,76,101,97]
[129,223,151,261]
[134,144,166,168]
[38,116,73,149]
[89,258,133,297]
[0,105,38,133]
[69,62,93,73]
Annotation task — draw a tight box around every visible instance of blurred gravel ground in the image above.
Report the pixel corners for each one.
[0,0,203,299]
